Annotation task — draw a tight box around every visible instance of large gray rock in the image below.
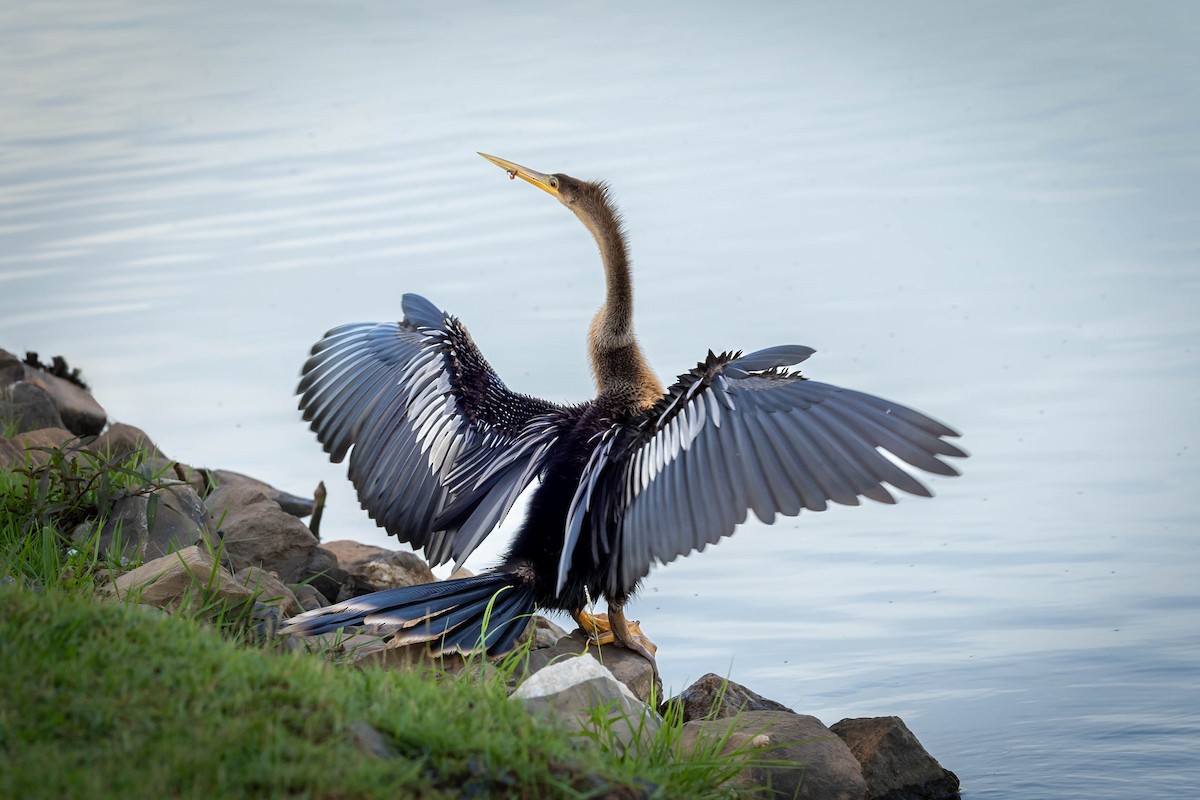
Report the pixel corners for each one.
[831,716,960,800]
[79,482,213,562]
[512,655,661,755]
[204,483,320,583]
[681,711,868,800]
[671,673,795,722]
[0,381,64,433]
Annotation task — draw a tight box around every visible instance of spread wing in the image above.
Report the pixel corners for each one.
[298,293,571,568]
[561,345,967,596]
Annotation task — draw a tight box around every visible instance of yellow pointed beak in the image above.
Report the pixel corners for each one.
[478,152,559,197]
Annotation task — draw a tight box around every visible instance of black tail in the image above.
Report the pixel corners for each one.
[281,572,536,656]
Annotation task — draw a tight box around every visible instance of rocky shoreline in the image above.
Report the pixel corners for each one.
[1,347,960,800]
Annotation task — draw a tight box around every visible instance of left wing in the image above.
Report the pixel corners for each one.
[298,293,573,569]
[560,346,967,596]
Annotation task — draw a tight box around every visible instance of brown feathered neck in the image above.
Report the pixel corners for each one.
[567,181,663,411]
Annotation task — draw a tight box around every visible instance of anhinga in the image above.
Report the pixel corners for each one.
[283,154,967,674]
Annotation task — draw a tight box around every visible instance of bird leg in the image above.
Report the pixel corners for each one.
[572,607,614,644]
[572,604,661,696]
[604,602,657,658]
[571,607,657,655]
[607,601,662,697]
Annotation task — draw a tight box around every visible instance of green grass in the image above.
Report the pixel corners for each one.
[0,437,173,592]
[0,443,752,799]
[0,588,611,798]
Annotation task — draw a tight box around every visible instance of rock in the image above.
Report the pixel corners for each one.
[101,545,255,613]
[525,614,569,649]
[331,572,383,602]
[0,349,22,385]
[671,673,795,722]
[8,355,106,436]
[321,539,393,566]
[351,549,437,591]
[204,483,319,584]
[0,381,65,433]
[291,582,331,611]
[681,711,868,800]
[235,566,303,616]
[301,546,348,602]
[207,469,314,518]
[11,350,89,388]
[320,539,436,600]
[0,427,75,469]
[831,716,960,800]
[78,482,213,562]
[512,655,660,755]
[88,423,179,477]
[523,630,658,703]
[90,422,159,458]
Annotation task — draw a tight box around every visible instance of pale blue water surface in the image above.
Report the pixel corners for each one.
[2,2,1198,797]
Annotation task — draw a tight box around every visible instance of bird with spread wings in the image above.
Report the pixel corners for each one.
[283,154,966,678]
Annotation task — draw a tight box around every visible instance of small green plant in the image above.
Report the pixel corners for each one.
[0,439,176,591]
[1,414,20,438]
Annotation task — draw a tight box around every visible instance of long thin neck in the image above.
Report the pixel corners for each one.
[576,196,663,411]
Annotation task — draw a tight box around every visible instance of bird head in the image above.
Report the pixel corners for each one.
[479,152,607,211]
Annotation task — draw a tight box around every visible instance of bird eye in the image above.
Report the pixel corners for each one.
[549,176,559,189]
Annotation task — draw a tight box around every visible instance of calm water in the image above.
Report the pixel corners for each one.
[3,2,1198,796]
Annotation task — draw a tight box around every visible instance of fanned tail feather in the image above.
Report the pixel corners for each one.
[280,572,535,656]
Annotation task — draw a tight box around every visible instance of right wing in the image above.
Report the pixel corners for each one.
[298,293,573,568]
[561,346,967,596]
